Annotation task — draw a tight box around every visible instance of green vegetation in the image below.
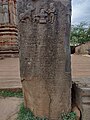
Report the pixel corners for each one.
[17,103,48,120]
[17,103,76,120]
[0,90,23,98]
[61,112,76,120]
[70,22,90,46]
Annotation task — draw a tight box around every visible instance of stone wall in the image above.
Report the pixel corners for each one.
[72,78,90,120]
[0,0,18,51]
[75,41,90,55]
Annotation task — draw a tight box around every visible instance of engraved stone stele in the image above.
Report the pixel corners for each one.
[17,0,71,119]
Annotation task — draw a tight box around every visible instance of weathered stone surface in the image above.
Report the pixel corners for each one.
[72,106,80,120]
[0,0,18,51]
[72,79,90,120]
[0,25,18,51]
[75,41,90,55]
[17,0,71,119]
[3,2,9,23]
[0,1,3,23]
[0,0,17,25]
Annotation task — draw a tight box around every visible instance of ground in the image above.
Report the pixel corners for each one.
[0,54,90,120]
[71,54,90,78]
[0,97,23,120]
[0,57,21,89]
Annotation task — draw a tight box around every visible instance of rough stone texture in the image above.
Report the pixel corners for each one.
[72,106,80,120]
[0,0,17,25]
[75,41,90,55]
[0,0,18,51]
[17,0,71,119]
[0,24,18,51]
[72,79,90,120]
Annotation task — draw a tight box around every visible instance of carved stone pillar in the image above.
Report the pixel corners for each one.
[17,0,72,119]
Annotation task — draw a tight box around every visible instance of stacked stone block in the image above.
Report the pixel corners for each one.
[72,78,90,120]
[0,0,18,51]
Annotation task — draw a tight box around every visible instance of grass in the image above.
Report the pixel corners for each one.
[0,90,23,98]
[0,90,76,120]
[61,112,76,120]
[17,103,76,120]
[17,103,48,120]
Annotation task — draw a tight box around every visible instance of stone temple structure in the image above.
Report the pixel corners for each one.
[0,0,18,52]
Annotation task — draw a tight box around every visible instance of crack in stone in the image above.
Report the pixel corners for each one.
[48,93,52,120]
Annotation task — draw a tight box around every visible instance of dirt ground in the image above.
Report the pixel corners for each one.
[71,54,90,78]
[0,57,21,89]
[0,97,23,120]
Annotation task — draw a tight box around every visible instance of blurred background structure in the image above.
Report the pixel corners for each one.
[0,0,18,53]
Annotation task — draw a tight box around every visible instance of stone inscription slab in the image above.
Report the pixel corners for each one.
[18,0,71,119]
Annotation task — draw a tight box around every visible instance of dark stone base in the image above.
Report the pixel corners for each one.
[72,78,90,120]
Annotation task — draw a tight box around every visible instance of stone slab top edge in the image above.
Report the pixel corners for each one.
[72,78,90,97]
[72,77,90,87]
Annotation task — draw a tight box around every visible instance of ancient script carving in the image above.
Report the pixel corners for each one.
[19,3,35,22]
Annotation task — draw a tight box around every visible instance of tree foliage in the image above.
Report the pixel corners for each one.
[70,22,90,46]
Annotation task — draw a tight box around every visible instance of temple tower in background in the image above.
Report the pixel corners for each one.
[0,0,18,52]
